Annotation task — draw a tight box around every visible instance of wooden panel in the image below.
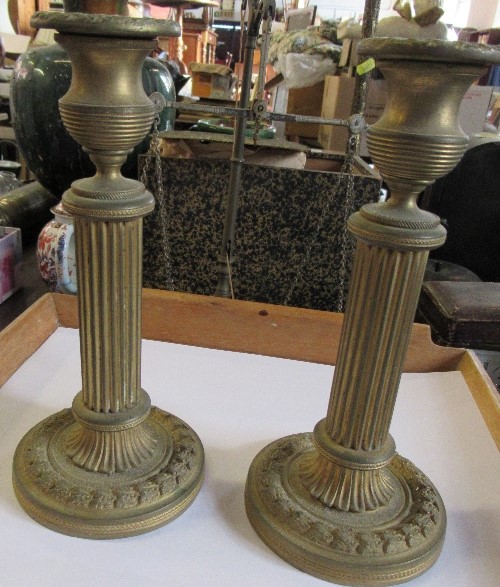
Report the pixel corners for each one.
[9,0,36,36]
[0,294,59,387]
[52,289,464,372]
[159,28,217,68]
[458,351,500,450]
[183,32,202,66]
[286,81,325,139]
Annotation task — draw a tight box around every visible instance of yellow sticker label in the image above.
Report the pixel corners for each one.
[356,58,376,75]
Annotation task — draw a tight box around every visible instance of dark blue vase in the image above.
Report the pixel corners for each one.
[11,43,175,197]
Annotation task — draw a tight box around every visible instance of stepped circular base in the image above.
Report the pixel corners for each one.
[245,433,446,586]
[13,407,204,539]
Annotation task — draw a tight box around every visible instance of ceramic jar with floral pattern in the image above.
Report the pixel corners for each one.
[37,203,77,293]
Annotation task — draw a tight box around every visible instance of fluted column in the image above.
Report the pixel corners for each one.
[77,218,143,413]
[65,215,158,474]
[325,246,427,446]
[300,194,445,511]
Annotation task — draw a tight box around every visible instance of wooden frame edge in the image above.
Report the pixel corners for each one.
[52,289,464,371]
[458,350,500,450]
[0,294,59,388]
[2,292,497,445]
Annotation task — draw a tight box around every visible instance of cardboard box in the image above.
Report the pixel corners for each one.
[190,63,236,100]
[319,76,494,155]
[0,227,22,304]
[0,32,31,65]
[319,76,386,155]
[458,85,494,136]
[285,81,325,139]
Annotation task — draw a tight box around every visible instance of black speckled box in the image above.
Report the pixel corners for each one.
[142,150,381,312]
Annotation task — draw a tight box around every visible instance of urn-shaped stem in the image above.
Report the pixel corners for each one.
[57,34,156,194]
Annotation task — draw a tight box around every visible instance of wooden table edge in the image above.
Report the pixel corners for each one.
[1,290,497,448]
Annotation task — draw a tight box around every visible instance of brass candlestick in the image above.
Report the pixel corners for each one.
[13,12,204,539]
[245,39,500,585]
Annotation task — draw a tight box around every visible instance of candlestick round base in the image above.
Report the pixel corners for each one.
[245,433,445,586]
[13,406,204,539]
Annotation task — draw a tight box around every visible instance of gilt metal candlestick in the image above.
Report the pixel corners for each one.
[245,39,500,585]
[13,12,204,539]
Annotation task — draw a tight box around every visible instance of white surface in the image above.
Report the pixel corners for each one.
[0,328,498,587]
[0,32,31,55]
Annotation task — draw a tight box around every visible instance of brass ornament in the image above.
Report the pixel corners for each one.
[14,408,203,538]
[246,434,445,585]
[12,11,204,539]
[245,38,500,585]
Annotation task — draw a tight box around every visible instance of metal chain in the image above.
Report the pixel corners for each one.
[282,134,357,311]
[141,99,175,291]
[335,134,357,312]
[225,251,235,299]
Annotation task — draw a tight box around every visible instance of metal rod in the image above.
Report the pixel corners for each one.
[168,101,249,117]
[350,0,381,154]
[168,100,352,127]
[265,111,350,126]
[214,1,269,297]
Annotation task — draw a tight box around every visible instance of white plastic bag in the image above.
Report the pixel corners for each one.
[274,52,337,89]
